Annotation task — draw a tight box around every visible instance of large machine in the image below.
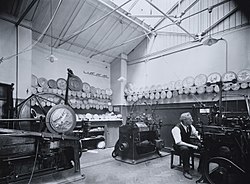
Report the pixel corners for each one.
[0,69,84,183]
[195,81,250,184]
[112,101,164,164]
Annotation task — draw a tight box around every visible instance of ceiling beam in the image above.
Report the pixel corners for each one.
[89,23,176,58]
[144,0,196,40]
[129,14,166,18]
[156,31,193,37]
[15,0,39,26]
[57,0,133,47]
[53,0,87,48]
[96,0,152,32]
[180,0,232,23]
[153,0,184,29]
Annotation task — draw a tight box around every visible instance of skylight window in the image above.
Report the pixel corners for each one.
[110,0,180,28]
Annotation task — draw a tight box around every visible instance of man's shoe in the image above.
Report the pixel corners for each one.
[183,172,193,180]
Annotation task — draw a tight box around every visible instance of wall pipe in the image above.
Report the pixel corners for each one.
[15,26,19,115]
[128,43,203,65]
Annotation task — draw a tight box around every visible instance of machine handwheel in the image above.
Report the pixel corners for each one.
[18,92,65,131]
[204,157,246,184]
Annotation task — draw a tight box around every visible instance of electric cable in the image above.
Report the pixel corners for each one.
[28,140,40,184]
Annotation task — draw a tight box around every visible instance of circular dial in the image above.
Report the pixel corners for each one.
[46,104,76,134]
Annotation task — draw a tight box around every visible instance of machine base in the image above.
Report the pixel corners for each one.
[9,167,85,184]
[114,151,169,165]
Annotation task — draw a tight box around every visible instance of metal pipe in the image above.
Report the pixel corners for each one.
[0,118,41,122]
[57,0,134,47]
[128,43,203,65]
[128,0,140,12]
[181,0,200,17]
[221,38,228,72]
[129,15,165,18]
[144,0,196,40]
[203,7,238,36]
[15,26,19,117]
[181,0,231,22]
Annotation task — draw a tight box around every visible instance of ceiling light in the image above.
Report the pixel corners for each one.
[202,9,221,46]
[47,54,58,63]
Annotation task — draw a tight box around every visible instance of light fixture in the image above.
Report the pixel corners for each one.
[47,0,58,63]
[202,37,221,46]
[201,8,229,72]
[47,54,58,63]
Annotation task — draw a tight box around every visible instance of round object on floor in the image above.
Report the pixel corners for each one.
[97,141,105,149]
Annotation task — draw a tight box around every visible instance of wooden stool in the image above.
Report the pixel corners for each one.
[170,148,194,169]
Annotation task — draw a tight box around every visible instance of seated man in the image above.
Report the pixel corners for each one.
[171,112,200,180]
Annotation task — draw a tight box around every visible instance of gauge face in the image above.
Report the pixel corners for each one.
[46,104,76,134]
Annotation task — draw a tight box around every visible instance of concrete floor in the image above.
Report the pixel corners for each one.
[73,148,204,184]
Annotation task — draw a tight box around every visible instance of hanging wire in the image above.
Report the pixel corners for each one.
[0,0,63,64]
[50,0,53,55]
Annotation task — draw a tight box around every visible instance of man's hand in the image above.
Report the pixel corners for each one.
[193,145,198,150]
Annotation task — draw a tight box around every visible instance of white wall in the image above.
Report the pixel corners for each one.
[0,19,32,99]
[0,19,16,85]
[18,26,32,98]
[32,43,110,89]
[127,26,250,88]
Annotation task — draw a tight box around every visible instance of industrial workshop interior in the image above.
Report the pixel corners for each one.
[0,0,250,183]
